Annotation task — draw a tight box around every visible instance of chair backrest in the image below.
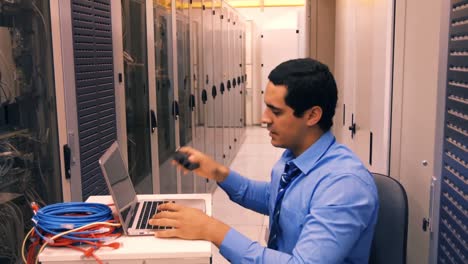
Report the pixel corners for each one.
[369,173,408,264]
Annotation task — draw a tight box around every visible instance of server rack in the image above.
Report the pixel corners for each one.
[241,22,247,133]
[153,0,178,194]
[147,0,247,194]
[59,0,125,201]
[241,18,247,139]
[432,1,468,263]
[0,0,251,260]
[56,0,247,199]
[0,1,63,261]
[176,0,195,193]
[232,11,243,150]
[227,7,237,155]
[121,0,154,194]
[190,0,208,193]
[0,0,63,201]
[221,3,232,164]
[202,0,217,191]
[213,0,224,165]
[236,16,245,143]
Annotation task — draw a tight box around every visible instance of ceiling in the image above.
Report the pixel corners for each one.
[226,0,305,8]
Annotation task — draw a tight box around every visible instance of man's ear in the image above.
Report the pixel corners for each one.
[305,106,322,127]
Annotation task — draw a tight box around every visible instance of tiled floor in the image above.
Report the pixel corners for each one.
[211,126,284,264]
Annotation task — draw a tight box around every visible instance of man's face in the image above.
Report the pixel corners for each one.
[262,81,309,151]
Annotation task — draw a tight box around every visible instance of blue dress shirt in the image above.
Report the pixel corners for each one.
[218,131,379,263]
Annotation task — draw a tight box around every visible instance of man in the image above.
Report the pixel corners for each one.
[149,58,379,263]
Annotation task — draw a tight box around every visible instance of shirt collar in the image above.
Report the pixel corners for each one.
[280,131,336,175]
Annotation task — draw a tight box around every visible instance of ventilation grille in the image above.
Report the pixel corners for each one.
[71,0,116,200]
[438,1,468,263]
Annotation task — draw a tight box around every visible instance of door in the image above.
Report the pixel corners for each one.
[190,0,207,192]
[391,0,445,262]
[176,0,195,193]
[213,0,224,164]
[203,0,217,191]
[221,5,232,164]
[61,0,118,200]
[122,0,153,194]
[153,1,178,194]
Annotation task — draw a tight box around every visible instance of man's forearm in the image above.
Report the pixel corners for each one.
[204,217,231,247]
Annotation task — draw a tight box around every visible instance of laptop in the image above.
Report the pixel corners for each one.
[99,141,206,236]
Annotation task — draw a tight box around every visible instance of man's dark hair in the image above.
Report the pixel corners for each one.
[268,58,338,131]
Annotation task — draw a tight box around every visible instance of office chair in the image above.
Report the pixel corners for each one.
[369,173,408,264]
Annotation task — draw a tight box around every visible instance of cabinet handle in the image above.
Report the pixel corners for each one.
[151,110,157,133]
[63,145,71,179]
[212,85,217,98]
[201,89,208,104]
[172,101,179,120]
[189,95,196,111]
[220,82,225,94]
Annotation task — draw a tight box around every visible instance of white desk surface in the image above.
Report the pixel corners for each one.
[38,194,212,264]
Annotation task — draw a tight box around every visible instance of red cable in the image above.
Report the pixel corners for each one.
[26,220,122,263]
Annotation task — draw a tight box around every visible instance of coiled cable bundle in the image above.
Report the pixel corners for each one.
[22,202,122,264]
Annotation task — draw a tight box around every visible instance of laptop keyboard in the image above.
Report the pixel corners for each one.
[136,201,173,230]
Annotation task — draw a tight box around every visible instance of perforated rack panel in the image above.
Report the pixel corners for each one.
[71,0,116,200]
[437,1,468,263]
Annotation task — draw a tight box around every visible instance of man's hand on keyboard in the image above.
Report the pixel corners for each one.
[148,202,230,247]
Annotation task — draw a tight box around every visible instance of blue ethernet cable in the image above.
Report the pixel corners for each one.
[32,202,114,243]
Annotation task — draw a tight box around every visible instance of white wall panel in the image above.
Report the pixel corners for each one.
[334,0,393,174]
[260,29,300,117]
[237,6,305,124]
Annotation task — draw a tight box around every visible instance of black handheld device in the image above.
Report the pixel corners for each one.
[173,151,200,170]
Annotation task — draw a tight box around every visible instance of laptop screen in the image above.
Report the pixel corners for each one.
[101,143,137,214]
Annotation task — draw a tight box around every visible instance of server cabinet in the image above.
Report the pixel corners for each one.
[238,19,246,140]
[221,3,233,164]
[0,1,64,262]
[240,18,246,140]
[212,0,224,165]
[153,0,178,194]
[235,17,243,144]
[433,1,468,263]
[190,0,207,192]
[240,21,247,138]
[121,0,154,194]
[205,0,222,165]
[227,8,237,154]
[59,0,122,201]
[232,12,241,152]
[0,0,63,202]
[202,0,217,191]
[176,0,195,193]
